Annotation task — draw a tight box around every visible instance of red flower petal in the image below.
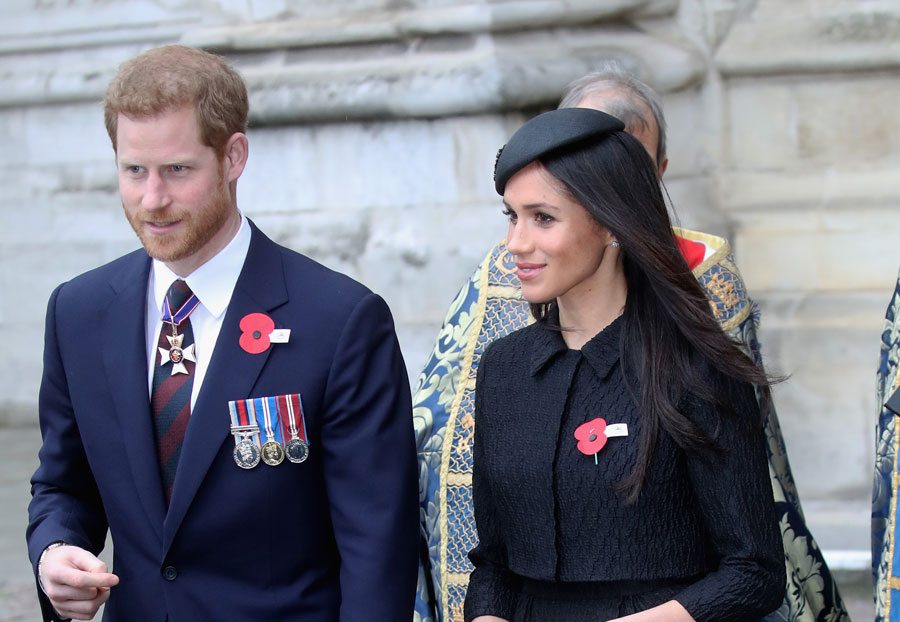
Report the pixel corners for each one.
[239,313,275,354]
[574,418,607,455]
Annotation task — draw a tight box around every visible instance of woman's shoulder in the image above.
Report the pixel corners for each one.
[683,357,762,434]
[485,321,543,355]
[478,322,546,380]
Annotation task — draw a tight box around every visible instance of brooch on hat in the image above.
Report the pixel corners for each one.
[493,145,505,181]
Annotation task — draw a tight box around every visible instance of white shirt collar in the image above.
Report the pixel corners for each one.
[150,213,252,320]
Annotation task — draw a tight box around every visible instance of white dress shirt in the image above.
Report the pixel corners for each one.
[144,213,251,408]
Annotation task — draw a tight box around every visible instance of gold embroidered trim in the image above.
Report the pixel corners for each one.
[674,227,751,333]
[439,248,492,622]
[491,284,524,299]
[446,472,473,486]
[886,370,900,617]
[445,572,473,584]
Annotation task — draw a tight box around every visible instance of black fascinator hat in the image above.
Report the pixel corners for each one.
[493,108,625,195]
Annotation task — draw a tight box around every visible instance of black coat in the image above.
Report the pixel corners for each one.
[464,316,785,622]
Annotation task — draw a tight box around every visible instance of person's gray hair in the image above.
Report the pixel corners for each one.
[558,61,667,165]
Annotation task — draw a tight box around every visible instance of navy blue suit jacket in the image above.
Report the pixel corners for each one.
[27,222,418,621]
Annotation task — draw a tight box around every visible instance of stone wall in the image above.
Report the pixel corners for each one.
[2,0,897,561]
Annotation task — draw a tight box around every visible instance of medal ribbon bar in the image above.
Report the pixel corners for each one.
[277,394,310,464]
[228,399,260,442]
[254,397,284,445]
[277,394,309,444]
[162,294,201,327]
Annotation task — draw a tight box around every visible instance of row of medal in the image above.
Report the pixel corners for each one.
[228,394,310,469]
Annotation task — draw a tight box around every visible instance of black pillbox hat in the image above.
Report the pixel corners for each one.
[493,108,625,194]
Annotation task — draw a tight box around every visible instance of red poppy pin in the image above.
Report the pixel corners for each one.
[575,418,608,465]
[239,313,276,354]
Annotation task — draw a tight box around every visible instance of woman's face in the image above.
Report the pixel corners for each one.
[503,161,615,306]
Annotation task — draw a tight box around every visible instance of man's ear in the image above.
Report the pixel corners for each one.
[657,157,669,178]
[222,132,249,183]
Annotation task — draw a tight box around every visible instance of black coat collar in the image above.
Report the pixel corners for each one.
[529,309,622,379]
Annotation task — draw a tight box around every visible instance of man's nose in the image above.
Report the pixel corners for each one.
[141,172,171,210]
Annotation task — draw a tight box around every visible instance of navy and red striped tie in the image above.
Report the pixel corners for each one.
[150,279,199,504]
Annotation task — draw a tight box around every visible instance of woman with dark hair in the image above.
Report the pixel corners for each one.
[463,108,785,622]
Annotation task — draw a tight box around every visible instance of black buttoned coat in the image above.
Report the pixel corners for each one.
[464,316,785,622]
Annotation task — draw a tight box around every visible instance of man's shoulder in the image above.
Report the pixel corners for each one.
[270,240,373,304]
[54,248,148,301]
[249,229,383,325]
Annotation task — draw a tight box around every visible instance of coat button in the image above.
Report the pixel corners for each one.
[162,566,178,581]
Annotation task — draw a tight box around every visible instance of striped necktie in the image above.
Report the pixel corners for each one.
[150,279,200,504]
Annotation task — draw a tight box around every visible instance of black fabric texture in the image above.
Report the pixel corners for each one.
[464,316,785,622]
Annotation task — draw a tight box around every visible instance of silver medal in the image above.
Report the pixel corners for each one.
[233,437,261,469]
[285,438,309,463]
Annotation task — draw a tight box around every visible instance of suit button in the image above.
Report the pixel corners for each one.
[162,566,178,581]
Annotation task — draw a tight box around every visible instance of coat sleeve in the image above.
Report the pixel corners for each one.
[27,284,109,622]
[464,346,520,622]
[320,292,419,622]
[673,375,786,622]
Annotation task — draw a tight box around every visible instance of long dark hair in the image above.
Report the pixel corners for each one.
[532,131,771,503]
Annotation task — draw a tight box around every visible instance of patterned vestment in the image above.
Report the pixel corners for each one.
[874,269,900,621]
[414,229,850,622]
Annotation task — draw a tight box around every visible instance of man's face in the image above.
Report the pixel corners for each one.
[116,105,241,277]
[576,91,668,177]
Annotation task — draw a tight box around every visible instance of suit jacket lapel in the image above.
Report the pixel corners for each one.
[163,224,288,550]
[101,251,168,541]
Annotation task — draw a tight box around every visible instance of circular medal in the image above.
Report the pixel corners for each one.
[233,438,261,469]
[261,440,285,466]
[285,438,309,464]
[169,347,184,364]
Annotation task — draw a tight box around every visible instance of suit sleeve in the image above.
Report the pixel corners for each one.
[320,292,418,622]
[27,284,109,621]
[464,346,520,622]
[673,376,786,621]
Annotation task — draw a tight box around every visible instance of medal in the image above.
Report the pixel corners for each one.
[257,397,284,466]
[278,394,310,464]
[228,400,261,469]
[261,440,285,466]
[158,329,197,375]
[158,292,200,375]
[285,438,309,463]
[228,394,308,468]
[234,438,261,469]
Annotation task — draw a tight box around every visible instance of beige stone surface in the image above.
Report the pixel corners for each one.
[717,0,900,74]
[755,291,885,501]
[732,207,900,292]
